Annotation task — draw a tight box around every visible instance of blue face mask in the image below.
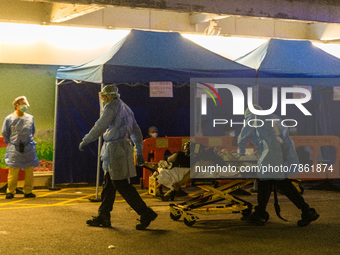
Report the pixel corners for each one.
[19,105,28,113]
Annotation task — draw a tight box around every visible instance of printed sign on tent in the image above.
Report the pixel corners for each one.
[149,82,173,97]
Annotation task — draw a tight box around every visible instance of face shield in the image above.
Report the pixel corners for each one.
[13,96,30,107]
[99,85,120,105]
[98,85,120,111]
[98,91,119,100]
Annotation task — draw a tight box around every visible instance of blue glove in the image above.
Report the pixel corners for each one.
[79,141,87,151]
[136,155,145,165]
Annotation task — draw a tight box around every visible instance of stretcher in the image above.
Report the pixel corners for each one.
[168,179,304,226]
[169,179,255,226]
[147,151,258,226]
[166,146,303,226]
[147,144,304,226]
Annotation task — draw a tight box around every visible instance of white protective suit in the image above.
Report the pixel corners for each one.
[82,99,143,180]
[2,113,40,168]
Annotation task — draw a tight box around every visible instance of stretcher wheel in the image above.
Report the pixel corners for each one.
[184,217,196,226]
[170,212,182,221]
[170,206,182,221]
[183,214,197,226]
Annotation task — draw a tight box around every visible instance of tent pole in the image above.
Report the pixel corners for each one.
[50,80,61,190]
[95,139,102,200]
[251,72,259,192]
[90,83,104,202]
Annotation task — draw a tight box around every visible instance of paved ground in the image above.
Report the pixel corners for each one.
[0,182,339,255]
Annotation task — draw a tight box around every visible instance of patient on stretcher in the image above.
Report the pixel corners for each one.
[154,145,258,194]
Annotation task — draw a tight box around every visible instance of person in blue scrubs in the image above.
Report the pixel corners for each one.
[2,96,40,199]
[79,85,157,230]
[238,105,319,226]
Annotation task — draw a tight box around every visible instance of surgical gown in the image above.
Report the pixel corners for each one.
[83,99,143,180]
[238,113,299,179]
[2,113,40,168]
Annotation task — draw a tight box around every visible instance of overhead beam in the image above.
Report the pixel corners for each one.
[20,0,340,24]
[1,0,52,24]
[190,14,229,24]
[12,0,340,43]
[309,23,340,42]
[50,3,103,22]
[57,6,338,43]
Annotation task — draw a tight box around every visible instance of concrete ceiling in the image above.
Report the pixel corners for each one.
[1,0,340,43]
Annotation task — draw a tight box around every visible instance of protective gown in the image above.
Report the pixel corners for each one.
[2,113,40,168]
[83,99,143,180]
[238,113,299,179]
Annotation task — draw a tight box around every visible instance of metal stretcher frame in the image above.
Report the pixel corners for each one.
[169,179,255,226]
[168,177,303,226]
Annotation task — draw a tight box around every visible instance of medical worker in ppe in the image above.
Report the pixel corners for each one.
[79,85,157,230]
[2,96,40,199]
[238,105,319,226]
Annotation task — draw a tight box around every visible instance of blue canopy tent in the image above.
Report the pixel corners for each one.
[236,38,340,167]
[236,38,340,136]
[54,29,256,184]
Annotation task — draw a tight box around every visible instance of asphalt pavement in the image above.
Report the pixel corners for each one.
[0,182,339,255]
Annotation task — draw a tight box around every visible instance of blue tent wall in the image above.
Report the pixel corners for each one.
[255,79,318,136]
[118,84,190,137]
[318,88,340,136]
[55,80,101,184]
[55,29,256,184]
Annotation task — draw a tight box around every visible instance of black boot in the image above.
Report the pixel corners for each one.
[247,206,269,226]
[5,193,14,199]
[86,215,111,227]
[297,208,319,227]
[24,193,36,198]
[136,208,158,230]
